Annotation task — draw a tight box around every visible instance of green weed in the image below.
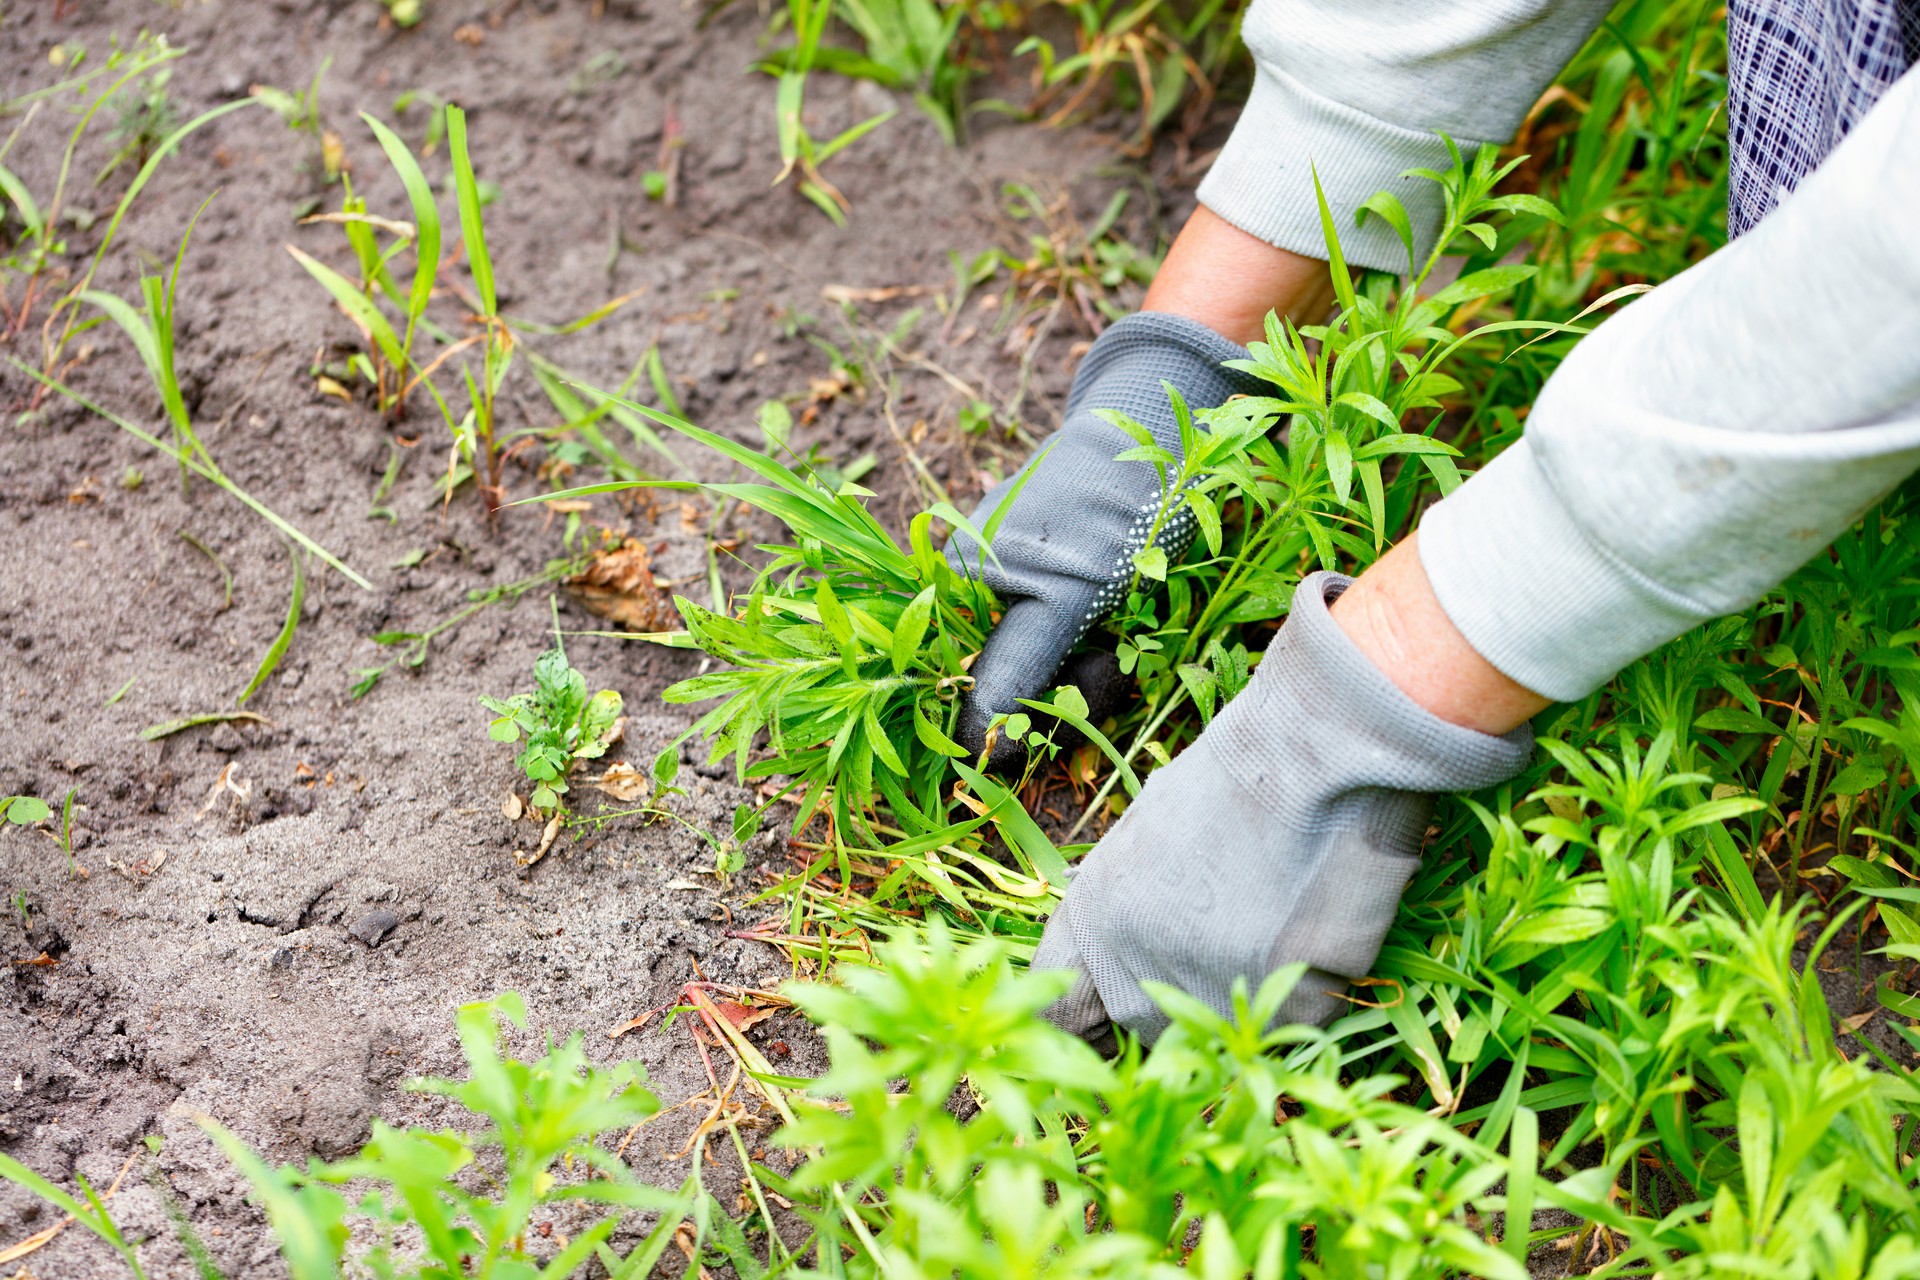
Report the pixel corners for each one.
[0,994,698,1280]
[0,792,78,879]
[290,107,654,514]
[97,67,179,186]
[351,550,589,698]
[482,642,624,815]
[249,59,330,138]
[1016,0,1248,151]
[762,0,899,223]
[950,182,1162,336]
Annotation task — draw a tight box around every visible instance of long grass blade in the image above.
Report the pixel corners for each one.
[238,546,306,706]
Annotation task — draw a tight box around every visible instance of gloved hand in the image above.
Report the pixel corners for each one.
[945,311,1260,767]
[1035,572,1534,1043]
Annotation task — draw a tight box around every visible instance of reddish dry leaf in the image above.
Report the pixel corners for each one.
[709,1000,778,1033]
[607,1010,658,1039]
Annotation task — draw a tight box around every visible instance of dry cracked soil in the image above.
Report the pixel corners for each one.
[0,1,1204,1273]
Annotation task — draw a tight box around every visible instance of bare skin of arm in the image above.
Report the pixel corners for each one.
[1143,207,1551,737]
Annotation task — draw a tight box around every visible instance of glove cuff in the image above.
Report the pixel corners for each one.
[1214,572,1535,815]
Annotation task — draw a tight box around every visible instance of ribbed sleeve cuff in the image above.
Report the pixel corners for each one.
[1195,65,1489,274]
[1416,442,1713,703]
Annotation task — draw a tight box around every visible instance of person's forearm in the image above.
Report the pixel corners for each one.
[1418,67,1920,704]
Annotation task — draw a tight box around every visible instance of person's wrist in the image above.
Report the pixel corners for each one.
[1329,534,1550,737]
[1141,205,1335,346]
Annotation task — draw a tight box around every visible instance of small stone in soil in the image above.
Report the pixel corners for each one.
[348,909,402,948]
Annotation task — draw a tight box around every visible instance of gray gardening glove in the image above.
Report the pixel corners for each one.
[946,312,1261,767]
[1036,572,1534,1043]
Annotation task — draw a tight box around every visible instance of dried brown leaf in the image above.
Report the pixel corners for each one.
[563,538,678,632]
[591,762,650,802]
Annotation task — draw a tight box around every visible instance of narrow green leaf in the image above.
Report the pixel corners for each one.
[237,546,306,706]
[445,105,496,315]
[891,586,934,675]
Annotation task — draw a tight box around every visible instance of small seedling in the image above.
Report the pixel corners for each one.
[55,788,79,878]
[251,57,336,181]
[391,87,448,153]
[481,645,623,815]
[353,551,588,697]
[251,58,330,137]
[760,0,897,224]
[98,69,180,186]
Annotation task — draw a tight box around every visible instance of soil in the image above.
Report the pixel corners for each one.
[0,2,1189,1274]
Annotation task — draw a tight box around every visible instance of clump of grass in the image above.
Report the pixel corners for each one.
[289,106,665,515]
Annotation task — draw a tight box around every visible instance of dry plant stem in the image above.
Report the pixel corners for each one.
[1331,533,1551,736]
[1141,204,1338,345]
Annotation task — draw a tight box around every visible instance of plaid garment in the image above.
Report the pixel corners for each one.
[1727,0,1920,235]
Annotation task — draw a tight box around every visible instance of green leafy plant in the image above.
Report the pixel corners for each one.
[585,12,1920,1272]
[482,644,624,814]
[0,994,697,1279]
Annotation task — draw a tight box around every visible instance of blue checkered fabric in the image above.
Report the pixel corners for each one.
[1728,0,1920,235]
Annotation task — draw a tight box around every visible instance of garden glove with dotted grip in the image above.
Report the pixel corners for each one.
[945,311,1261,768]
[1034,572,1534,1044]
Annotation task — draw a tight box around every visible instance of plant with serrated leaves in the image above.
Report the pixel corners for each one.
[482,646,623,814]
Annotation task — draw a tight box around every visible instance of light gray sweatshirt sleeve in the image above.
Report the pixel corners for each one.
[1197,0,1614,271]
[1418,67,1920,703]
